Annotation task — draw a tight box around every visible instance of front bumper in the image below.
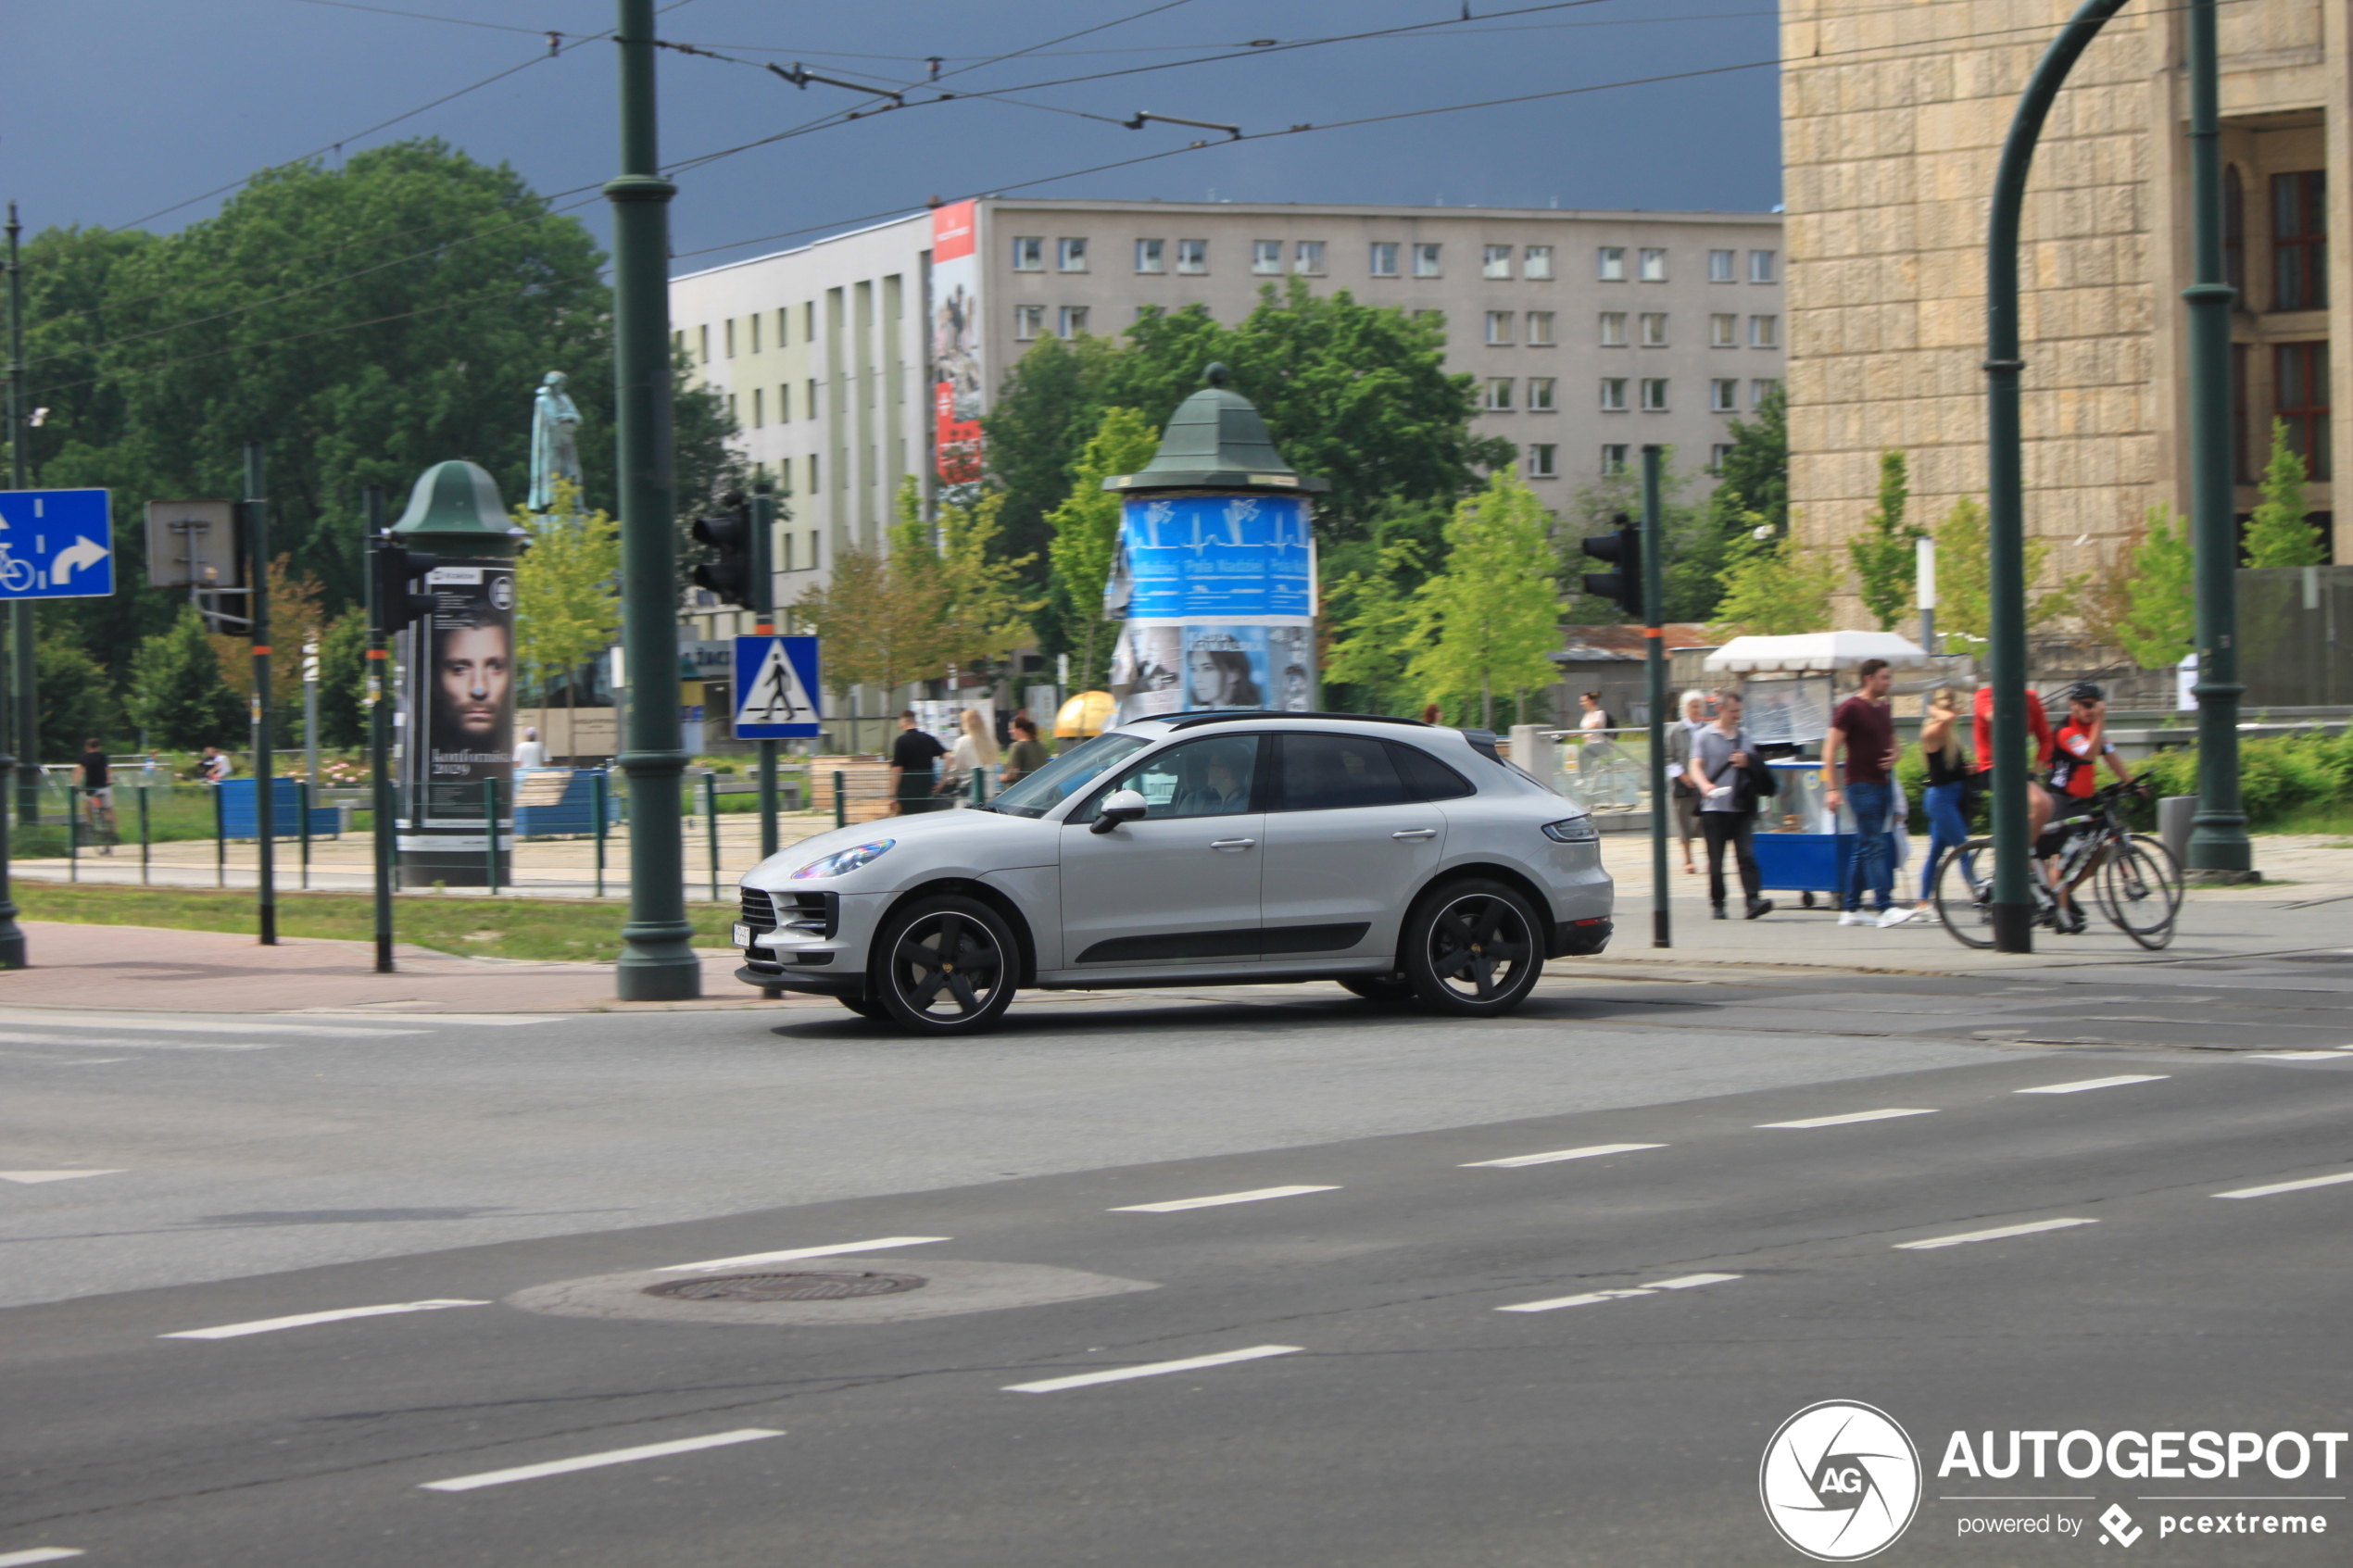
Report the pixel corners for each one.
[735,964,864,997]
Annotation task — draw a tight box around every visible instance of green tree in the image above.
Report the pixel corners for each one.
[2112,506,2196,669]
[979,332,1119,579]
[1710,526,1842,636]
[126,606,245,750]
[1324,540,1428,716]
[512,481,622,735]
[1846,449,1923,630]
[1925,495,2076,649]
[1407,472,1564,729]
[1707,383,1788,539]
[1559,451,1724,623]
[313,608,370,749]
[2246,418,2328,567]
[35,624,121,759]
[1041,408,1158,691]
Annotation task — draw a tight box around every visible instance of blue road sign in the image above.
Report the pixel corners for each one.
[733,634,824,738]
[0,488,115,600]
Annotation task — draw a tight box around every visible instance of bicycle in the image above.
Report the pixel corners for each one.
[1930,780,2182,950]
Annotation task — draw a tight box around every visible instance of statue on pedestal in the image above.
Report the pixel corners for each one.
[528,370,583,514]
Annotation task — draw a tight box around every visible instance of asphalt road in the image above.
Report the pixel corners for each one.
[5,954,2351,1566]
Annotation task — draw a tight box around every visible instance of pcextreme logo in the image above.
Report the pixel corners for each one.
[1760,1400,1924,1562]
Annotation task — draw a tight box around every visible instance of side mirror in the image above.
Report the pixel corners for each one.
[1089,787,1149,834]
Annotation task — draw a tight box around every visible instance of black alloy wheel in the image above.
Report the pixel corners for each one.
[875,895,1017,1034]
[1402,879,1544,1017]
[1339,972,1418,1004]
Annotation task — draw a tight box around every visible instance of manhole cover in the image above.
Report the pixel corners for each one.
[642,1271,926,1303]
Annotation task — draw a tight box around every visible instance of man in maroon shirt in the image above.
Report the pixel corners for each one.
[1822,659,1911,927]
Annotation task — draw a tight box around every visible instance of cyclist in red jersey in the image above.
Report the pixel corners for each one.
[2041,682,2136,930]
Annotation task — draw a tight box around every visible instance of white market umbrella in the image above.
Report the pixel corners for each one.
[1702,632,1933,674]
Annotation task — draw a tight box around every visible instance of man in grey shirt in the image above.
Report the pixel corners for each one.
[1682,690,1775,921]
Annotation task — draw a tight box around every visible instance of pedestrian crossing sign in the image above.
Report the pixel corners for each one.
[733,634,824,737]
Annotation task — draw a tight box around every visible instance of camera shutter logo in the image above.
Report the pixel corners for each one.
[1759,1400,1921,1561]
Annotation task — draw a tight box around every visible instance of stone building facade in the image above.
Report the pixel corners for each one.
[1781,0,2349,628]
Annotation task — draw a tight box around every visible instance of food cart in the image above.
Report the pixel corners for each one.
[1701,632,1936,909]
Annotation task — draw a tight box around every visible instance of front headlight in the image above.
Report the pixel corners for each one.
[1541,817,1599,844]
[790,838,895,879]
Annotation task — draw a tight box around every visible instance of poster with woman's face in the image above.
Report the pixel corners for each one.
[411,561,516,823]
[1182,627,1270,710]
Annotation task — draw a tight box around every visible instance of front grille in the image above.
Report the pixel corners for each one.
[740,887,777,933]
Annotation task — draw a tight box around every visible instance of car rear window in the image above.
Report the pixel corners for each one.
[1276,732,1409,811]
[1386,741,1476,800]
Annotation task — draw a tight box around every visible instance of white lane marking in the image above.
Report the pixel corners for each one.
[2247,1051,2353,1061]
[0,1010,423,1038]
[1498,1272,1742,1314]
[0,1549,87,1565]
[1895,1217,2098,1250]
[0,1030,297,1053]
[1756,1109,1937,1130]
[2016,1074,2170,1095]
[1004,1345,1301,1393]
[288,1012,560,1025]
[420,1428,782,1492]
[1462,1142,1667,1169]
[0,1170,124,1185]
[1112,1185,1339,1213]
[657,1236,950,1273]
[2215,1171,2353,1199]
[162,1299,491,1340]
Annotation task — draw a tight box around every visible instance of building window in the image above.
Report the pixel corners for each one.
[2223,167,2246,298]
[1640,377,1668,411]
[1602,444,1629,474]
[1711,312,1738,348]
[1709,444,1733,473]
[752,387,764,427]
[780,531,793,571]
[776,307,789,345]
[1252,240,1282,275]
[807,532,820,571]
[1598,311,1627,346]
[1057,237,1089,272]
[778,383,790,421]
[2273,170,2327,310]
[1640,312,1668,346]
[1013,236,1044,271]
[1528,377,1557,411]
[1370,242,1400,277]
[1600,377,1629,411]
[724,319,736,358]
[1709,249,1735,282]
[2276,340,2332,479]
[725,393,737,422]
[807,455,819,494]
[1485,310,1513,345]
[2232,341,2251,483]
[1524,245,1554,280]
[1750,249,1777,282]
[1295,240,1326,275]
[1528,444,1558,479]
[1597,245,1626,282]
[749,315,761,354]
[1526,310,1555,346]
[1014,305,1045,340]
[1751,378,1781,404]
[1639,247,1667,282]
[1710,378,1738,412]
[1177,238,1208,274]
[1413,243,1442,278]
[1751,314,1780,348]
[1485,377,1515,411]
[1058,306,1089,337]
[804,302,816,340]
[1483,244,1513,280]
[698,324,710,364]
[806,379,818,419]
[1136,237,1165,273]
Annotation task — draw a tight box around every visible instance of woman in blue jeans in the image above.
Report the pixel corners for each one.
[1916,685,1972,909]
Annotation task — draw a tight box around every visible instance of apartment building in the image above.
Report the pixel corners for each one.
[671,197,1786,633]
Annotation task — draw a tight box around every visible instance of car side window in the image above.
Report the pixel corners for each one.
[1387,741,1477,801]
[1078,734,1262,822]
[1276,732,1410,811]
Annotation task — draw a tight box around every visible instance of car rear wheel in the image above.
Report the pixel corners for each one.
[1339,972,1418,1004]
[874,895,1017,1034]
[1402,878,1544,1017]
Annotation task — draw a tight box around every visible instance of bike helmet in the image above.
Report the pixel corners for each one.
[2066,681,2105,704]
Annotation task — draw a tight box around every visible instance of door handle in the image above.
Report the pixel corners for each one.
[1209,837,1257,850]
[1391,828,1438,841]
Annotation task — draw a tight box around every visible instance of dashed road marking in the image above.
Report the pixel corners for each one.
[1113,1185,1340,1213]
[2016,1075,2170,1095]
[2246,1051,2353,1062]
[0,1010,424,1039]
[1895,1217,2098,1250]
[1005,1345,1302,1392]
[1462,1143,1667,1169]
[1497,1272,1741,1313]
[657,1236,950,1273]
[0,1549,87,1565]
[2214,1171,2353,1199]
[420,1429,782,1491]
[0,1170,123,1185]
[1757,1109,1938,1130]
[163,1299,491,1340]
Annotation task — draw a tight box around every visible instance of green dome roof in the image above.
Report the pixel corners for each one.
[1104,364,1327,495]
[390,459,517,537]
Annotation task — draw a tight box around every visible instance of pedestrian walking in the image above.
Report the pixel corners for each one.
[1663,690,1710,876]
[1914,685,1971,912]
[1683,689,1776,921]
[76,738,115,853]
[514,725,547,770]
[888,710,947,816]
[940,708,999,805]
[1821,658,1912,927]
[1000,716,1050,786]
[198,746,232,784]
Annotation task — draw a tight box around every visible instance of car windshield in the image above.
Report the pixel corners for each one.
[988,731,1154,818]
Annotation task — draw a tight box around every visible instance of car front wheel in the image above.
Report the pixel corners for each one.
[1402,878,1544,1017]
[874,895,1017,1034]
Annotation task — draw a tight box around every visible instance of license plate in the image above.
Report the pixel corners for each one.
[732,922,752,947]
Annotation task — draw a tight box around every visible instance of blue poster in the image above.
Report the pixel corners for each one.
[1117,494,1312,621]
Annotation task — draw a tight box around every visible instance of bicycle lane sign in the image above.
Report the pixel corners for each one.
[0,488,114,599]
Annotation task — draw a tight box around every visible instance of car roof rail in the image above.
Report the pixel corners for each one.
[1159,709,1434,732]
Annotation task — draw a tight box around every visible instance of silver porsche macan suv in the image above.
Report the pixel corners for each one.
[735,712,1614,1032]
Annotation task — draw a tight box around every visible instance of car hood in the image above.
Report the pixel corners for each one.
[743,808,1057,889]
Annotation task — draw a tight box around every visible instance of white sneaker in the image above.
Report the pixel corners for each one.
[1838,910,1871,926]
[1876,907,1917,928]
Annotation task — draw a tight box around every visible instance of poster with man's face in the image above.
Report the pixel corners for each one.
[409,561,516,824]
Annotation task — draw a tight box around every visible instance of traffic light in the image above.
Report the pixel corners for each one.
[692,494,753,607]
[1579,512,1644,621]
[371,537,445,635]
